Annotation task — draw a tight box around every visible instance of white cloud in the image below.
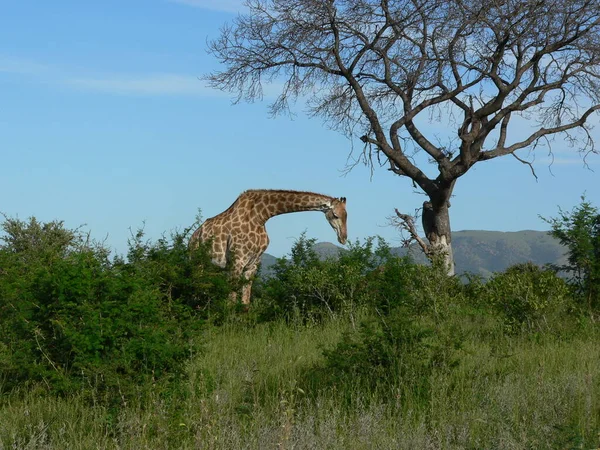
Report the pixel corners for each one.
[67,73,222,97]
[0,56,229,97]
[533,155,600,166]
[168,0,245,13]
[0,56,49,75]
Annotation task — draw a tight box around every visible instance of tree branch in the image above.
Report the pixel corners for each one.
[393,209,430,255]
[207,0,600,200]
[511,152,539,181]
[481,105,600,160]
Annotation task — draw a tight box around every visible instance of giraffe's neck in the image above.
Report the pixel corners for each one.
[245,190,333,224]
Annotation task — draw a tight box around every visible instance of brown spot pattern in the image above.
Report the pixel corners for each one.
[188,189,346,306]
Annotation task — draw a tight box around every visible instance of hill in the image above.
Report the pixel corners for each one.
[259,230,567,277]
[449,230,567,277]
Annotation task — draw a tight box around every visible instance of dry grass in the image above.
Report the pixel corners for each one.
[1,317,599,449]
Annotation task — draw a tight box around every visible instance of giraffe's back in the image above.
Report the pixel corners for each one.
[190,191,266,267]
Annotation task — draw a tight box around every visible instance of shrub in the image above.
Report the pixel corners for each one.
[256,235,467,405]
[254,233,467,324]
[542,196,600,311]
[366,255,463,315]
[127,227,235,320]
[483,262,569,332]
[254,235,408,322]
[319,306,463,408]
[0,216,232,401]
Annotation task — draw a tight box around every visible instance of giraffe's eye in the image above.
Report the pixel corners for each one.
[332,212,339,219]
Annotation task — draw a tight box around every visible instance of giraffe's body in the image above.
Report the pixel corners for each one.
[190,189,347,306]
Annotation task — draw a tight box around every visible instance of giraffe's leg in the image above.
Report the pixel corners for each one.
[240,261,260,306]
[227,257,260,307]
[228,257,248,305]
[240,232,268,307]
[222,238,240,304]
[228,229,268,308]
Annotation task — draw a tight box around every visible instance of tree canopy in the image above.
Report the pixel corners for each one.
[207,0,600,274]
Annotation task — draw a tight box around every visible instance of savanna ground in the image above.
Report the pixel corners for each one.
[1,211,599,449]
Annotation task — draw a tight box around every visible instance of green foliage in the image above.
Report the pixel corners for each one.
[482,262,569,332]
[0,216,232,401]
[126,227,234,319]
[321,308,463,404]
[252,234,578,410]
[255,233,467,324]
[1,217,599,448]
[542,196,600,311]
[0,215,79,261]
[253,234,469,407]
[2,317,599,449]
[254,234,412,321]
[367,255,465,314]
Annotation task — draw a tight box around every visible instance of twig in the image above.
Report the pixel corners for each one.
[34,329,62,376]
[511,152,538,181]
[393,209,430,255]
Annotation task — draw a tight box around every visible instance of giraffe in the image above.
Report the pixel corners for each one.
[189,189,348,306]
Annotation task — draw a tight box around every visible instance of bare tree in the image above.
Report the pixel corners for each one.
[206,0,600,275]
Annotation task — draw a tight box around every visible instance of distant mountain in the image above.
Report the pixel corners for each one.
[259,230,567,278]
[257,242,342,277]
[260,253,279,274]
[312,242,345,259]
[449,230,567,277]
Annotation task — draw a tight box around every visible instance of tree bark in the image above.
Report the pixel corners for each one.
[422,185,455,276]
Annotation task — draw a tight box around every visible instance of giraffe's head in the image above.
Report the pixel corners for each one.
[325,197,347,245]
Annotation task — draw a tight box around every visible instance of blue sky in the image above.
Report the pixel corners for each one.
[1,0,599,258]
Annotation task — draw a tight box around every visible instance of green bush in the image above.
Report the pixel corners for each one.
[319,306,463,408]
[542,196,600,311]
[366,255,464,315]
[483,262,569,332]
[253,233,467,325]
[254,235,466,405]
[0,216,232,401]
[254,235,410,322]
[126,227,235,320]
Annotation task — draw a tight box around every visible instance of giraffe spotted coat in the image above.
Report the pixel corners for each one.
[190,189,347,306]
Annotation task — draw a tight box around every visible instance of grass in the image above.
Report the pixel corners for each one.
[1,312,599,449]
[2,212,599,448]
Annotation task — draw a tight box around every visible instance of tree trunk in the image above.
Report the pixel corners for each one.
[422,192,455,276]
